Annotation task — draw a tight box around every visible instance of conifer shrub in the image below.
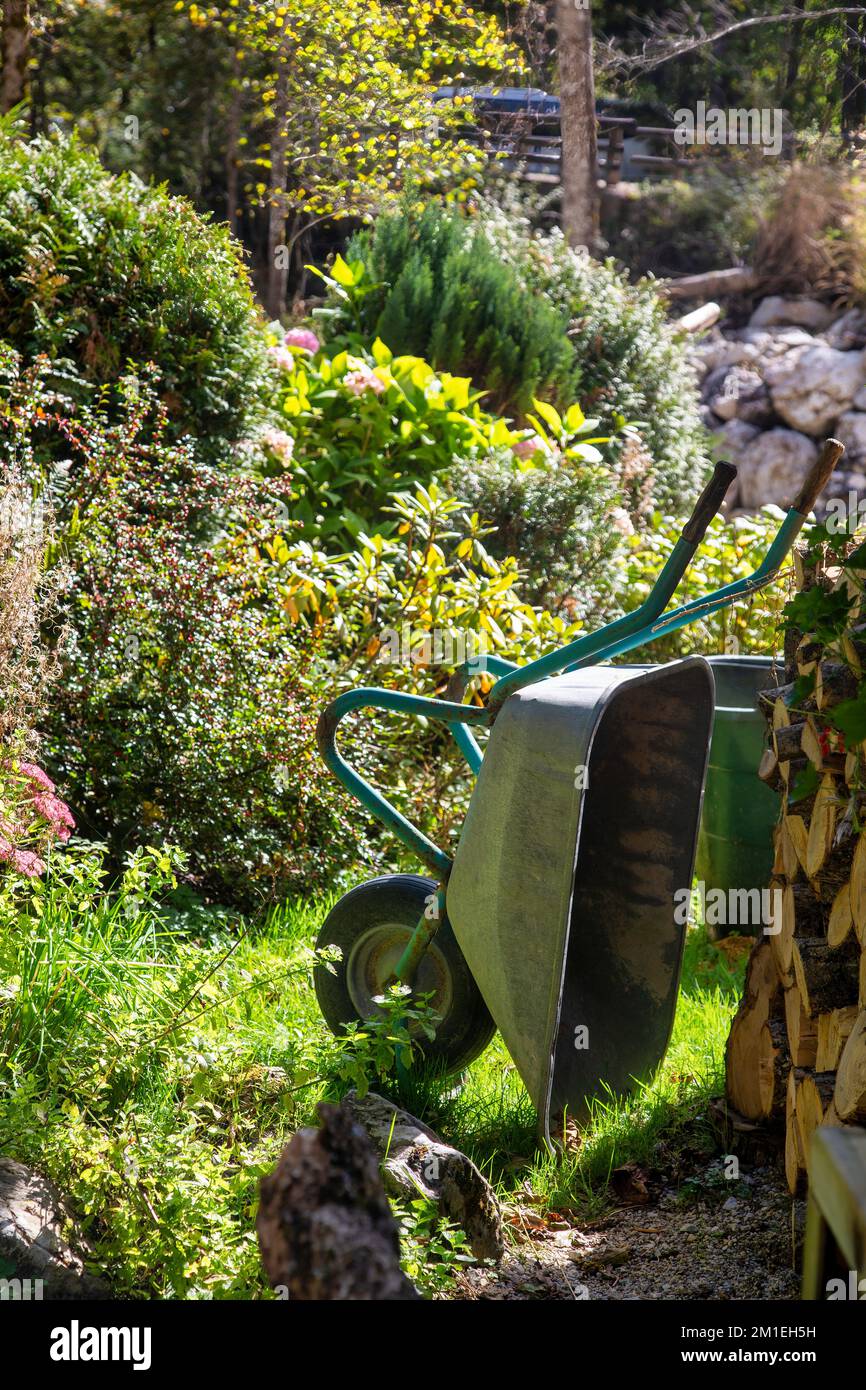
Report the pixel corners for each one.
[327,199,709,512]
[327,202,579,414]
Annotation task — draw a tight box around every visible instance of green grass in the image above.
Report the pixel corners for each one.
[0,851,748,1298]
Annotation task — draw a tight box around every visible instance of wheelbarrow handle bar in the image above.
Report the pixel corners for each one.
[592,441,843,657]
[316,443,841,863]
[316,686,488,877]
[485,443,842,708]
[445,458,739,707]
[680,460,738,543]
[792,437,844,516]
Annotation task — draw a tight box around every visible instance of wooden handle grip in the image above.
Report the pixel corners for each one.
[792,438,845,515]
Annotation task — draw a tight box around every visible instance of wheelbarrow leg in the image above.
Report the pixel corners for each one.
[394,883,448,986]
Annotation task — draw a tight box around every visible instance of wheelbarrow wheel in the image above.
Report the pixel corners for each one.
[314,874,495,1074]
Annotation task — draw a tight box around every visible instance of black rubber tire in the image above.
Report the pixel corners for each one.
[314,873,496,1074]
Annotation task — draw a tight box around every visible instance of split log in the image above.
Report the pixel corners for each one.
[805,774,837,878]
[785,1070,807,1195]
[792,938,861,1018]
[758,747,780,787]
[796,1071,837,1167]
[827,881,854,949]
[773,722,804,763]
[834,1010,866,1121]
[759,684,796,721]
[725,941,785,1120]
[796,635,822,677]
[771,882,825,988]
[785,986,818,1068]
[257,1102,419,1300]
[815,661,858,713]
[782,814,809,880]
[851,831,866,941]
[816,1005,859,1072]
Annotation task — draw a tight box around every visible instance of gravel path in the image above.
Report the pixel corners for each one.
[455,1155,804,1302]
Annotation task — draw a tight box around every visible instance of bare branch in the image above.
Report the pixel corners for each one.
[598,5,866,79]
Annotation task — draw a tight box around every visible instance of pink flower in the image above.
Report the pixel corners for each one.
[0,838,45,877]
[267,345,295,373]
[11,849,46,878]
[344,367,385,397]
[512,435,545,460]
[17,761,55,793]
[32,792,75,841]
[261,428,295,466]
[284,328,320,354]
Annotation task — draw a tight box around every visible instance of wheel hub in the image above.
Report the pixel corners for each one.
[345,921,454,1025]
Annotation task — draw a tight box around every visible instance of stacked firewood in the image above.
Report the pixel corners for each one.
[725,543,866,1194]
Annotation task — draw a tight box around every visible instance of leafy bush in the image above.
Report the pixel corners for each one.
[448,446,627,618]
[271,483,591,856]
[0,127,268,464]
[476,198,710,514]
[266,324,608,546]
[320,202,579,414]
[322,198,709,513]
[3,359,354,906]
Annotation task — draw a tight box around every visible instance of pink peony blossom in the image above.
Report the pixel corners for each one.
[284,327,320,354]
[261,428,295,466]
[344,367,385,397]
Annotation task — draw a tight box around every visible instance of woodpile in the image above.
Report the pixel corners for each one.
[725,538,866,1194]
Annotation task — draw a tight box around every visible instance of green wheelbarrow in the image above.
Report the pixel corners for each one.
[314,440,842,1143]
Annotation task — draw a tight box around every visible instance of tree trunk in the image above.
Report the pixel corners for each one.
[266,45,290,321]
[556,0,599,253]
[1,0,30,114]
[225,49,242,238]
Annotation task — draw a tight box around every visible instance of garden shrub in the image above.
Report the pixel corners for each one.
[321,202,579,414]
[323,197,709,513]
[265,324,610,546]
[475,198,710,514]
[447,449,627,619]
[2,356,355,906]
[0,127,268,464]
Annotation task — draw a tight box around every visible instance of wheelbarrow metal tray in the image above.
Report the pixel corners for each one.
[445,658,715,1144]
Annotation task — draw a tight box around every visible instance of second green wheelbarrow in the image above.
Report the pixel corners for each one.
[313,440,842,1142]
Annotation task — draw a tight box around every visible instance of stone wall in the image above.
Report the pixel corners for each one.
[691,297,866,513]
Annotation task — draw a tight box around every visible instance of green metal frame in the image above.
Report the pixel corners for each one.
[315,453,833,986]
